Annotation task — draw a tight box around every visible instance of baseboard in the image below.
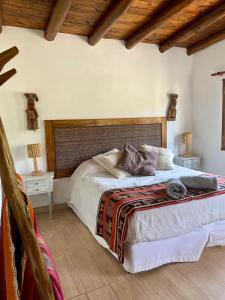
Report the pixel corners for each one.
[34,203,68,214]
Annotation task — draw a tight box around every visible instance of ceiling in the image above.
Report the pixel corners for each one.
[2,0,225,54]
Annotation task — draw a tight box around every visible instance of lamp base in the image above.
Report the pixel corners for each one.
[31,157,43,176]
[31,170,43,176]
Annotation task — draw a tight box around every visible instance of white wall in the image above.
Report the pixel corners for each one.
[0,27,193,205]
[192,40,225,175]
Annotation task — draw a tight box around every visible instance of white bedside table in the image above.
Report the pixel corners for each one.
[174,156,201,171]
[22,172,54,218]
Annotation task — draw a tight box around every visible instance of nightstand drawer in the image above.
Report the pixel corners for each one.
[22,172,54,218]
[174,156,201,171]
[25,179,53,195]
[191,164,200,170]
[185,161,197,167]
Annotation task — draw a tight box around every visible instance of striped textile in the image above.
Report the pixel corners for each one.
[21,214,64,300]
[0,174,64,300]
[96,175,225,264]
[0,174,26,300]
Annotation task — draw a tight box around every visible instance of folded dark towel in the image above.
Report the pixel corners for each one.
[166,178,187,200]
[180,175,218,191]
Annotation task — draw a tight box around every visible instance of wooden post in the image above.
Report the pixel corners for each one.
[187,29,225,55]
[0,69,17,86]
[88,0,133,46]
[159,2,225,53]
[125,0,192,49]
[45,0,72,41]
[0,118,54,300]
[0,47,19,71]
[0,1,3,34]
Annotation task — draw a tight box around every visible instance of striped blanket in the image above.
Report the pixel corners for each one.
[96,175,225,264]
[0,174,64,300]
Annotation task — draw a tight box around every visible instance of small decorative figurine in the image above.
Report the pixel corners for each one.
[25,93,39,131]
[167,94,178,121]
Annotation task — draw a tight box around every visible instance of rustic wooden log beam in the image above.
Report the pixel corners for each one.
[125,0,192,49]
[0,69,17,86]
[0,1,3,34]
[159,3,225,53]
[45,0,72,41]
[0,47,19,71]
[187,29,225,55]
[0,118,54,300]
[88,0,133,46]
[0,46,54,299]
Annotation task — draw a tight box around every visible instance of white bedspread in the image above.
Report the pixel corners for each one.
[68,160,225,244]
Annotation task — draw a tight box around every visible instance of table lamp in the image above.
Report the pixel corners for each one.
[27,143,42,176]
[182,132,192,157]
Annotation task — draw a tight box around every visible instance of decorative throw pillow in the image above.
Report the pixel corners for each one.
[118,144,157,176]
[140,144,174,170]
[92,149,130,179]
[139,151,158,167]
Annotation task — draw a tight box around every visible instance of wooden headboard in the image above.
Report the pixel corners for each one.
[45,117,167,178]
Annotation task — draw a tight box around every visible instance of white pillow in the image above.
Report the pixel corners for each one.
[140,145,174,170]
[65,159,106,200]
[93,149,130,179]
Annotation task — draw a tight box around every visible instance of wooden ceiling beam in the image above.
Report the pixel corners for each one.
[0,69,17,86]
[187,29,225,55]
[88,0,133,46]
[44,0,72,41]
[125,0,193,49]
[0,46,19,72]
[0,1,3,33]
[159,3,225,53]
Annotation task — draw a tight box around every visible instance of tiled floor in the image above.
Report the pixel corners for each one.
[37,208,225,300]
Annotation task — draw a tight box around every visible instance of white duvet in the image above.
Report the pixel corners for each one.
[67,159,225,244]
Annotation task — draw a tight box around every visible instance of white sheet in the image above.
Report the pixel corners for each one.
[68,159,225,243]
[124,220,225,273]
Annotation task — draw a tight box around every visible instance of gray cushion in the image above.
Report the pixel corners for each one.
[118,144,157,176]
[140,151,158,166]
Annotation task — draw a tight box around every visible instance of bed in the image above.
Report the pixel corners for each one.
[45,117,225,273]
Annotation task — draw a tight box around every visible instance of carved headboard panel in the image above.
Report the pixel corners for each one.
[45,118,167,178]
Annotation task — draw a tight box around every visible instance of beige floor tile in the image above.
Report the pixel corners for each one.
[69,248,108,292]
[69,294,89,300]
[88,242,126,284]
[37,208,225,300]
[42,231,67,259]
[60,220,88,251]
[174,262,225,300]
[162,265,210,300]
[88,286,118,300]
[55,255,85,299]
[111,277,150,300]
[129,271,180,300]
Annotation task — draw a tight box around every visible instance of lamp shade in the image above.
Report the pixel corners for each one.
[182,132,192,145]
[27,143,41,158]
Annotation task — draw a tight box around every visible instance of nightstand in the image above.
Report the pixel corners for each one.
[22,172,54,218]
[174,156,201,171]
